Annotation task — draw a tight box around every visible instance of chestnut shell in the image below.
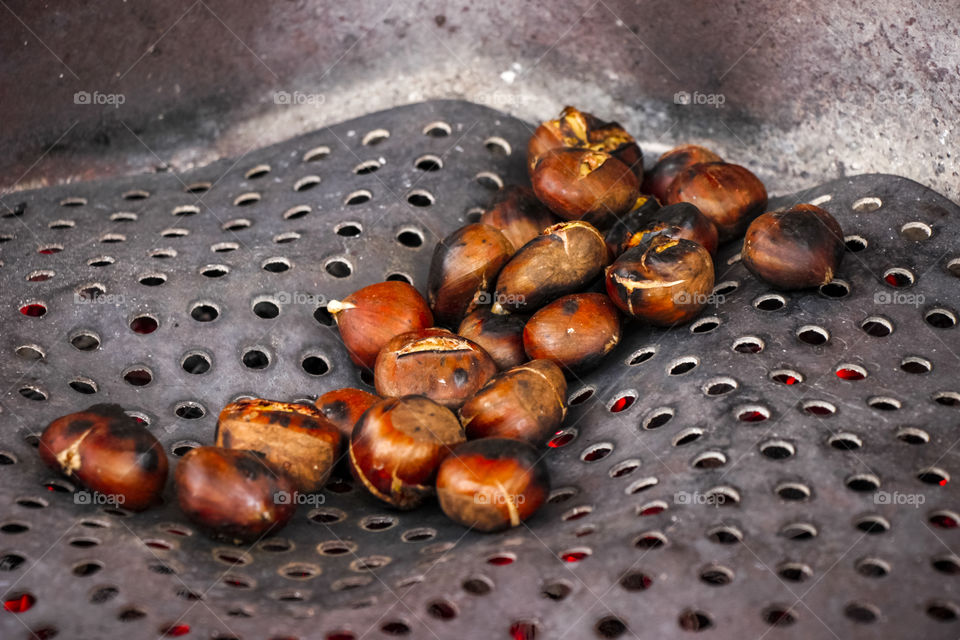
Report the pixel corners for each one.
[479,185,560,250]
[642,144,723,203]
[620,202,720,257]
[315,388,380,439]
[522,293,622,374]
[664,162,768,241]
[457,306,528,371]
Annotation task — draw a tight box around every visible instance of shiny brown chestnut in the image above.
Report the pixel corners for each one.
[215,399,341,493]
[527,106,644,179]
[605,233,715,326]
[742,204,845,290]
[327,281,433,370]
[619,202,719,257]
[436,438,550,532]
[459,359,567,447]
[603,194,662,256]
[479,185,560,250]
[531,148,639,228]
[175,447,296,543]
[641,144,723,203]
[349,395,465,509]
[664,161,768,241]
[427,223,515,328]
[523,293,621,374]
[374,328,497,410]
[494,221,609,314]
[39,404,168,511]
[457,306,528,371]
[315,388,380,439]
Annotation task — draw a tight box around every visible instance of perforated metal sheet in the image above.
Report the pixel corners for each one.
[1,100,959,640]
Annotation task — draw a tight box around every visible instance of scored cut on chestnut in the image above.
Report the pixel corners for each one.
[479,185,560,250]
[664,161,768,241]
[374,328,497,410]
[457,306,528,371]
[349,395,465,510]
[527,105,644,179]
[619,202,719,257]
[742,203,845,290]
[175,446,296,543]
[327,281,433,370]
[427,223,515,328]
[522,293,622,374]
[459,359,567,447]
[531,148,639,228]
[641,144,723,203]
[606,232,715,326]
[39,403,168,511]
[603,194,662,257]
[436,438,550,532]
[215,399,341,493]
[494,220,609,314]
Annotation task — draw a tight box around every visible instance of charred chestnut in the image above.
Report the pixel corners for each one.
[39,404,168,511]
[664,162,768,241]
[459,359,567,446]
[349,395,465,509]
[315,388,380,439]
[605,233,715,326]
[742,204,845,290]
[494,221,609,314]
[528,106,644,179]
[523,293,621,374]
[531,148,639,228]
[479,185,560,250]
[327,281,433,370]
[617,202,719,257]
[641,144,723,203]
[215,399,341,493]
[457,306,528,371]
[175,447,296,543]
[375,328,497,410]
[436,438,550,532]
[427,223,515,328]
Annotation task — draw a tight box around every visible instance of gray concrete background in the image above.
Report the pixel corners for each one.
[0,0,957,202]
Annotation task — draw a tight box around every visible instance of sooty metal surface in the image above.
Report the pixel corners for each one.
[1,100,959,640]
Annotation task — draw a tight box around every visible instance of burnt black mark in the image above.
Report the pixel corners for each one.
[268,412,293,429]
[453,368,470,387]
[138,446,160,472]
[562,297,581,315]
[64,418,95,436]
[234,452,268,480]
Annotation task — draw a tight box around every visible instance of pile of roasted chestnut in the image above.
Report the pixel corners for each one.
[38,106,847,544]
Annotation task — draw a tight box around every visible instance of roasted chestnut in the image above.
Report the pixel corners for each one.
[427,223,515,328]
[39,404,167,511]
[375,328,497,409]
[522,293,621,374]
[531,148,639,228]
[605,233,715,326]
[175,447,296,543]
[349,395,465,509]
[436,438,550,532]
[457,306,528,371]
[215,399,341,493]
[459,359,567,446]
[479,185,560,250]
[494,221,609,314]
[315,387,380,439]
[327,281,433,370]
[617,202,719,257]
[641,144,723,203]
[603,194,662,256]
[664,162,768,241]
[528,106,643,179]
[742,204,845,290]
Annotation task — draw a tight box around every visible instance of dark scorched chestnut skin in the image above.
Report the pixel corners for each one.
[742,203,845,290]
[215,399,341,493]
[327,281,433,370]
[523,293,622,374]
[374,328,497,410]
[664,161,768,242]
[436,438,550,532]
[315,388,380,439]
[528,105,644,180]
[427,223,515,328]
[349,395,465,509]
[603,194,662,257]
[619,202,719,257]
[39,404,168,511]
[459,359,567,447]
[605,234,715,326]
[494,221,609,314]
[175,447,296,543]
[479,185,560,250]
[457,306,528,371]
[532,148,639,229]
[641,144,723,203]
